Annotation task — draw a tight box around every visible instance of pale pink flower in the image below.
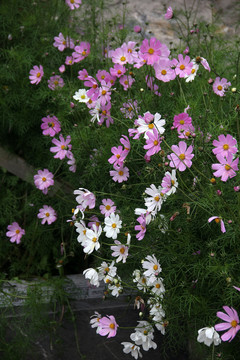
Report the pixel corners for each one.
[98,82,112,106]
[72,42,90,63]
[78,69,89,80]
[111,47,129,65]
[98,315,119,338]
[110,64,126,78]
[154,58,176,82]
[213,77,231,97]
[65,0,82,10]
[67,153,76,172]
[144,128,162,157]
[174,54,193,78]
[59,65,65,73]
[96,70,112,84]
[233,286,240,292]
[108,146,127,166]
[173,112,192,129]
[164,6,173,20]
[208,216,226,233]
[34,169,54,194]
[50,134,72,160]
[100,198,116,217]
[135,214,147,241]
[110,165,129,183]
[168,141,194,172]
[98,102,113,127]
[29,65,44,85]
[134,25,142,33]
[215,306,240,342]
[119,75,135,91]
[212,134,237,157]
[37,205,57,225]
[120,100,139,119]
[120,135,131,154]
[53,33,74,51]
[48,75,64,90]
[6,222,25,244]
[41,115,61,137]
[192,56,211,72]
[161,170,178,195]
[65,56,74,65]
[121,41,138,64]
[212,153,239,182]
[140,37,170,65]
[74,188,96,211]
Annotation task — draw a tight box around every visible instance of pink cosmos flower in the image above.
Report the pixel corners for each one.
[96,70,111,84]
[140,37,170,65]
[65,56,74,66]
[53,33,74,51]
[100,198,116,217]
[29,65,44,85]
[154,58,176,82]
[119,75,135,91]
[65,0,82,10]
[6,222,25,244]
[213,77,231,97]
[121,41,138,64]
[120,100,139,119]
[174,54,193,78]
[212,153,239,182]
[78,69,89,80]
[146,76,161,96]
[88,215,101,229]
[120,135,131,154]
[173,112,192,129]
[212,134,237,157]
[84,76,100,101]
[74,188,96,211]
[34,169,54,194]
[98,102,113,127]
[111,47,130,65]
[208,216,226,233]
[67,153,76,173]
[144,128,162,157]
[110,165,129,183]
[59,65,65,73]
[177,123,195,139]
[50,134,72,160]
[37,205,57,225]
[215,306,240,342]
[110,64,126,78]
[134,25,142,33]
[98,315,119,338]
[72,42,90,63]
[98,82,112,106]
[135,214,147,241]
[108,146,127,167]
[233,286,240,292]
[165,6,173,19]
[48,75,64,90]
[168,141,194,171]
[41,115,61,137]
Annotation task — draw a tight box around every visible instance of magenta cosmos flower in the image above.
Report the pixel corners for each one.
[41,115,61,137]
[212,153,239,182]
[50,134,72,160]
[212,134,237,157]
[65,0,82,10]
[53,32,74,52]
[208,216,226,233]
[165,6,173,20]
[134,25,142,33]
[213,77,231,97]
[100,198,116,217]
[6,222,25,244]
[48,75,65,90]
[168,141,194,171]
[174,54,193,78]
[98,315,119,338]
[144,128,162,157]
[29,65,44,85]
[108,146,127,167]
[72,42,90,63]
[38,205,57,225]
[140,37,170,65]
[173,112,192,129]
[34,169,54,194]
[215,306,240,342]
[135,214,147,241]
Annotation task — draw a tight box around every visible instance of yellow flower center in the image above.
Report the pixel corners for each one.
[102,90,107,95]
[88,99,93,104]
[61,145,66,150]
[36,72,41,78]
[69,60,72,64]
[179,154,185,160]
[92,84,97,89]
[83,230,86,235]
[105,267,109,272]
[231,320,237,328]
[54,80,59,85]
[225,164,231,171]
[70,0,74,3]
[105,205,111,210]
[120,247,125,254]
[171,180,175,185]
[112,223,117,228]
[148,48,154,54]
[148,123,154,129]
[179,120,185,125]
[109,323,115,329]
[155,283,161,288]
[217,85,223,91]
[42,177,46,182]
[128,48,132,53]
[116,154,121,159]
[142,277,146,283]
[153,264,158,270]
[62,41,66,45]
[82,51,86,56]
[118,171,124,176]
[124,80,128,85]
[45,212,50,217]
[101,75,105,79]
[81,95,86,99]
[180,64,185,70]
[117,70,122,74]
[161,69,167,75]
[120,56,126,62]
[185,131,191,137]
[154,196,160,202]
[144,330,148,335]
[191,68,196,74]
[215,218,220,224]
[16,229,20,234]
[92,237,97,243]
[102,110,107,115]
[153,140,158,146]
[223,144,229,150]
[128,107,133,112]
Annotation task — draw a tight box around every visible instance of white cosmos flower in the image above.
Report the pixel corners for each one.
[104,213,122,239]
[197,327,221,346]
[111,240,129,263]
[89,101,101,123]
[144,184,166,215]
[185,63,199,82]
[136,112,165,139]
[90,311,102,333]
[74,220,87,245]
[130,321,157,351]
[149,277,165,296]
[83,224,102,254]
[142,254,162,283]
[73,88,90,103]
[83,268,100,287]
[98,261,117,281]
[121,342,143,359]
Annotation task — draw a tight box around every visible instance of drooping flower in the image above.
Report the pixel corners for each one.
[212,153,239,182]
[192,56,211,72]
[135,214,147,241]
[83,268,100,287]
[104,213,122,239]
[213,77,231,97]
[34,169,54,194]
[161,170,178,195]
[48,75,64,90]
[98,315,119,338]
[67,153,76,173]
[83,225,102,254]
[6,222,25,244]
[37,205,57,225]
[41,115,61,137]
[164,6,173,20]
[50,134,72,160]
[65,0,82,10]
[168,141,194,171]
[29,65,44,85]
[212,134,237,158]
[121,342,143,359]
[99,198,116,217]
[144,184,165,215]
[208,216,226,233]
[215,306,240,342]
[90,312,102,334]
[197,327,221,346]
[74,188,96,211]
